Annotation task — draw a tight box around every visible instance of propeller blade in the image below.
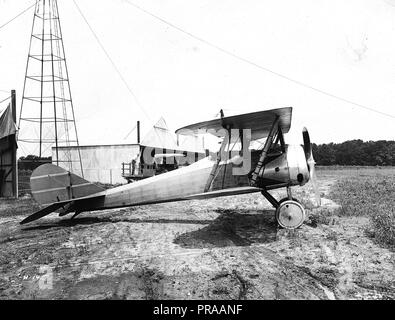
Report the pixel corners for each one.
[302,127,312,160]
[303,128,321,207]
[308,155,321,207]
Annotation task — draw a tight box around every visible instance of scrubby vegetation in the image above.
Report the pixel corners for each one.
[18,155,51,171]
[330,173,395,249]
[370,210,394,248]
[305,207,341,227]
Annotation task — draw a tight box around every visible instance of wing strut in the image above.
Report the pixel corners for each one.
[204,127,230,192]
[250,116,280,186]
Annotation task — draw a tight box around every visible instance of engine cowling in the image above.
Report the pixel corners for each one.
[260,144,309,187]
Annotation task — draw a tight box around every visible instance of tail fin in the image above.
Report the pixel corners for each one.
[30,164,105,206]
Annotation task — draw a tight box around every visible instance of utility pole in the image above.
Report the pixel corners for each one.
[137,121,141,144]
[11,90,17,198]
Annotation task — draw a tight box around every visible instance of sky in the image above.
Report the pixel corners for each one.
[0,0,395,156]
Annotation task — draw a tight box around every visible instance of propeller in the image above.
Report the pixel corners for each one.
[302,127,321,207]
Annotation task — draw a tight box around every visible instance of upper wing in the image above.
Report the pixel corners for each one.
[176,107,292,140]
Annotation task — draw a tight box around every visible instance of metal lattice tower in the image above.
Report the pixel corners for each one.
[18,0,83,176]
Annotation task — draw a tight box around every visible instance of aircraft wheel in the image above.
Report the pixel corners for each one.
[275,200,305,229]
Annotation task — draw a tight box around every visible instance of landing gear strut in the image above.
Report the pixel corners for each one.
[261,188,306,229]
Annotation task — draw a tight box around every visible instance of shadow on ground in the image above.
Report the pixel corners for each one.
[174,209,278,248]
[21,208,278,250]
[21,215,214,231]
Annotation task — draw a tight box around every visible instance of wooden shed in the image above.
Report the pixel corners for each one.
[0,91,18,198]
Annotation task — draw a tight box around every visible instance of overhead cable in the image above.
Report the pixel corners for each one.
[0,96,11,104]
[0,2,36,31]
[72,0,153,123]
[123,0,395,120]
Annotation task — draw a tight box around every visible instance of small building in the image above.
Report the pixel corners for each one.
[0,91,18,198]
[53,118,206,184]
[55,143,140,184]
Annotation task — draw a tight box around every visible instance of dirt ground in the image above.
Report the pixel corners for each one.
[0,169,394,300]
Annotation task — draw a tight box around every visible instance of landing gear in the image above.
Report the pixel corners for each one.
[261,188,306,229]
[275,200,305,229]
[70,211,82,220]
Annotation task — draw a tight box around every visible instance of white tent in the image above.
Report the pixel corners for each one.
[141,117,205,154]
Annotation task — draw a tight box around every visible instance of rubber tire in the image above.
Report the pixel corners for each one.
[275,199,305,229]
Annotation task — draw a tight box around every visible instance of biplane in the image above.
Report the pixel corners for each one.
[20,107,320,229]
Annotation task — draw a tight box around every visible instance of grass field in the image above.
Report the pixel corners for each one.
[328,168,395,249]
[0,166,394,300]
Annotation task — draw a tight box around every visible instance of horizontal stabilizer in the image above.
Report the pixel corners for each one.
[20,202,69,225]
[20,194,106,225]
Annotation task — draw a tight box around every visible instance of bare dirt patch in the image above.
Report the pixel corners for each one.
[0,168,394,300]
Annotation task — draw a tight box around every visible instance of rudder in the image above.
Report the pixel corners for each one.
[30,164,105,206]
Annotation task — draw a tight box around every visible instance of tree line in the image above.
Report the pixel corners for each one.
[18,155,51,171]
[312,140,395,166]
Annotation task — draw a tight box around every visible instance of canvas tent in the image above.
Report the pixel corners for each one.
[140,117,206,160]
[140,117,179,150]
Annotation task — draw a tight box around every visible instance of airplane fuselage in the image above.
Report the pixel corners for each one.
[80,144,309,212]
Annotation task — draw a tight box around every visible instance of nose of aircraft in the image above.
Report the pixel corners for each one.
[286,144,309,185]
